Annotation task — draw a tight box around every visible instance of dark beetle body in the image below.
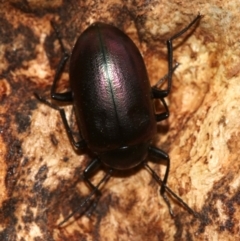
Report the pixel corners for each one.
[36,15,201,225]
[70,23,156,169]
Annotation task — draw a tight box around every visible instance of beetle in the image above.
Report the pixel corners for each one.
[35,14,201,225]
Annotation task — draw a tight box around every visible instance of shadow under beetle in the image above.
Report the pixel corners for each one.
[35,14,201,226]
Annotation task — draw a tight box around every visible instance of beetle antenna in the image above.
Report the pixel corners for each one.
[144,163,199,218]
[58,169,112,227]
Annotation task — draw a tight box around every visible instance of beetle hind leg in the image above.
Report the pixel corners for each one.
[162,14,202,97]
[154,62,179,88]
[152,14,202,123]
[50,21,72,102]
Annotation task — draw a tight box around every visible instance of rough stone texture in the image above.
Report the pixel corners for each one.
[0,0,239,240]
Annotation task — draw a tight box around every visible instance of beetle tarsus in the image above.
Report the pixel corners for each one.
[162,193,175,217]
[144,162,198,218]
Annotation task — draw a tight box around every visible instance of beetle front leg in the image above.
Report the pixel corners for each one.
[58,166,112,226]
[146,145,174,215]
[144,161,197,217]
[148,146,170,193]
[83,158,111,216]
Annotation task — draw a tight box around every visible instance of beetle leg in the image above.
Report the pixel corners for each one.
[83,158,108,216]
[83,159,113,216]
[152,14,201,122]
[154,14,201,98]
[152,92,169,122]
[152,62,177,122]
[152,62,178,122]
[50,21,73,101]
[58,168,112,226]
[144,161,197,217]
[154,62,179,88]
[148,146,170,192]
[165,13,202,96]
[147,146,173,214]
[34,93,86,150]
[51,53,72,101]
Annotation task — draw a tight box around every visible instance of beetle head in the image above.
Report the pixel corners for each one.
[100,142,149,170]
